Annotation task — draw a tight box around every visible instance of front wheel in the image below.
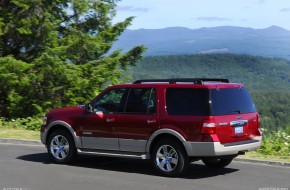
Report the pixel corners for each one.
[151,139,189,177]
[202,157,233,169]
[47,129,77,164]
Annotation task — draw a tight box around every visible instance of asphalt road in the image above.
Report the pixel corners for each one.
[0,143,289,190]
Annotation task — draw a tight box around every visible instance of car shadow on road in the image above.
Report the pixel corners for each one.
[17,153,239,179]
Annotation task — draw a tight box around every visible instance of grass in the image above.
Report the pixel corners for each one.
[0,127,40,141]
[239,151,290,162]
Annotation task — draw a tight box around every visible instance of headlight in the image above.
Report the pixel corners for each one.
[42,116,47,125]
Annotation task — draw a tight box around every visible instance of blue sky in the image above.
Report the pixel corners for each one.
[113,0,290,30]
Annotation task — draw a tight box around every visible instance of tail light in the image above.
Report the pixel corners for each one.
[256,114,262,136]
[201,119,216,134]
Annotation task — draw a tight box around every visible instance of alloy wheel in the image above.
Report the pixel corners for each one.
[155,145,179,172]
[50,135,70,160]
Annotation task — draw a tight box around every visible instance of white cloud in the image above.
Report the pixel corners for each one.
[258,0,266,4]
[196,17,231,22]
[280,8,290,12]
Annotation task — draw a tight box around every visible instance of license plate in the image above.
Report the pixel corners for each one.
[235,126,243,134]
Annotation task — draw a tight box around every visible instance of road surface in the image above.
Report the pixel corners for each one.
[0,143,289,190]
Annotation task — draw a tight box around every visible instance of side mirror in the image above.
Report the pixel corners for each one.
[95,111,104,118]
[85,103,93,113]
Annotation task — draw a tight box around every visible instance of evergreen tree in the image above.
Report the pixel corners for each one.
[0,0,146,118]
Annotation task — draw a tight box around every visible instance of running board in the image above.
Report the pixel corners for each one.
[77,149,150,159]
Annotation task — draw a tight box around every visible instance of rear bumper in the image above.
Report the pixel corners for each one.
[183,136,262,157]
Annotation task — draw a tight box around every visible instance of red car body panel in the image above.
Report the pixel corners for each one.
[43,82,261,150]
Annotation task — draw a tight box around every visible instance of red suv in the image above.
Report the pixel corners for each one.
[41,78,262,177]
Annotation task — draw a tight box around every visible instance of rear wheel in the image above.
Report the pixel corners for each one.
[152,139,189,177]
[47,129,77,164]
[202,157,233,168]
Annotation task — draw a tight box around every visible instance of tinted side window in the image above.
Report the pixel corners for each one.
[94,88,126,114]
[166,88,210,116]
[125,88,156,114]
[210,88,256,115]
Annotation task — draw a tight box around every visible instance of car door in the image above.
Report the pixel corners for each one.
[80,88,127,150]
[117,87,158,152]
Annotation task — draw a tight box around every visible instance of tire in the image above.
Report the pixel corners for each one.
[47,129,77,164]
[202,157,233,169]
[151,139,189,177]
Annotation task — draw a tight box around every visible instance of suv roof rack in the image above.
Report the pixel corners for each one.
[133,78,229,84]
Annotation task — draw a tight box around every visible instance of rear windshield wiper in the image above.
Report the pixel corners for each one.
[231,110,242,114]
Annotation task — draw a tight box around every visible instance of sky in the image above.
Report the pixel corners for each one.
[113,0,290,30]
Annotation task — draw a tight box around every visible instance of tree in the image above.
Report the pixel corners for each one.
[0,0,146,118]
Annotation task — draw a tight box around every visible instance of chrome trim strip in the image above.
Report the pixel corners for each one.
[119,139,147,152]
[83,131,92,135]
[230,120,248,127]
[81,137,147,153]
[78,149,149,159]
[81,137,119,150]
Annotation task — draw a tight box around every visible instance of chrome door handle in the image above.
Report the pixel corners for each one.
[147,119,156,124]
[106,118,115,123]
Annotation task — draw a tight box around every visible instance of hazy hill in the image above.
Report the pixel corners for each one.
[129,54,290,92]
[128,54,290,130]
[112,26,290,59]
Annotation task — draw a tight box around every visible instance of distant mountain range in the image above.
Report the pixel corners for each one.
[112,26,290,59]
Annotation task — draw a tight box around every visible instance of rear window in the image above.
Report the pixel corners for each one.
[166,87,256,116]
[210,87,256,115]
[166,88,210,116]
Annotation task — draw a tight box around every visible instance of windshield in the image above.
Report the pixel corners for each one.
[210,87,256,115]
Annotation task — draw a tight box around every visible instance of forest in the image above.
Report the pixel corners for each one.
[0,0,145,119]
[1,1,290,135]
[129,54,290,132]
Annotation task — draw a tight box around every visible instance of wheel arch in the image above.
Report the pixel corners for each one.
[45,121,82,148]
[146,129,188,156]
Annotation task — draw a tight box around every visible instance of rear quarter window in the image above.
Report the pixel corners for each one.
[166,88,210,116]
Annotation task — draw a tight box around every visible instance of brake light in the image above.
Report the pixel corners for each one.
[201,119,216,134]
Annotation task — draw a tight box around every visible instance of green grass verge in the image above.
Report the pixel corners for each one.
[239,151,290,162]
[0,127,40,141]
